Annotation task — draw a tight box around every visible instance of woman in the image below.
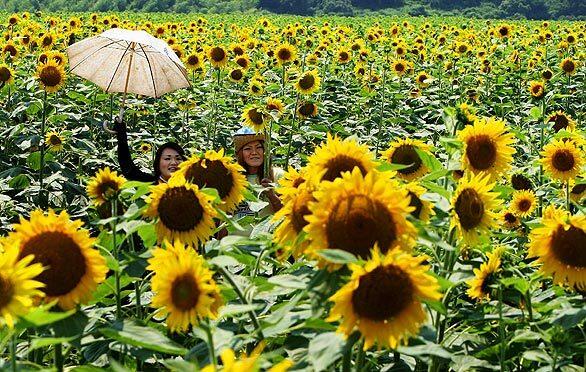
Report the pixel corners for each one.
[233,127,283,218]
[112,116,186,184]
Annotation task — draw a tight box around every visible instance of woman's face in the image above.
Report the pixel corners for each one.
[159,148,183,180]
[242,140,264,168]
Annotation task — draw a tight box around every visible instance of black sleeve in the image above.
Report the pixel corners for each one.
[114,119,156,183]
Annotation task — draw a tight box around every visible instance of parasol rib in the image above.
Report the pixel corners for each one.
[139,43,158,97]
[105,41,133,93]
[121,42,136,109]
[69,39,120,72]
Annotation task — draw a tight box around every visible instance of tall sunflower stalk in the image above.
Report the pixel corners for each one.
[39,90,47,208]
[375,59,387,157]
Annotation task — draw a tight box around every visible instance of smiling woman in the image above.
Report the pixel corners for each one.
[112,117,187,184]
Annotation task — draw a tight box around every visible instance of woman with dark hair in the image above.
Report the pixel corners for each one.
[232,127,283,218]
[112,117,186,184]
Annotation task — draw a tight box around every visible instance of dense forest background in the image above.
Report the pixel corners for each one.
[0,0,584,19]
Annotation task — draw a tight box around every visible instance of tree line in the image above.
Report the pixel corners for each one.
[0,0,583,19]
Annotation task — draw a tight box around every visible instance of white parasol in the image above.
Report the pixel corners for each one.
[67,28,191,121]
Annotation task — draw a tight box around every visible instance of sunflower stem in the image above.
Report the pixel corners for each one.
[217,266,264,340]
[39,89,47,209]
[566,181,571,213]
[285,93,300,168]
[498,283,506,372]
[54,343,63,372]
[342,332,360,372]
[204,319,217,369]
[11,332,17,372]
[111,198,122,320]
[375,61,387,157]
[355,340,365,372]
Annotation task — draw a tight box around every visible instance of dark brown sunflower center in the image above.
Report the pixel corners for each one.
[339,51,349,61]
[49,135,61,145]
[277,48,291,61]
[351,265,413,321]
[466,135,496,171]
[395,63,405,72]
[550,224,586,268]
[171,273,200,311]
[298,74,315,90]
[455,188,485,231]
[408,191,424,219]
[42,36,53,47]
[480,272,496,295]
[321,155,366,182]
[499,27,508,36]
[158,186,204,232]
[247,108,264,125]
[571,184,586,195]
[562,60,575,73]
[39,66,63,87]
[511,174,533,190]
[292,177,305,188]
[251,84,261,93]
[236,58,248,68]
[97,180,120,199]
[19,231,87,297]
[187,55,199,65]
[532,85,542,94]
[390,145,422,175]
[518,199,531,212]
[550,115,569,132]
[0,275,15,309]
[184,160,235,200]
[552,150,575,172]
[0,67,11,82]
[230,69,243,81]
[291,195,313,233]
[210,47,225,62]
[325,194,397,259]
[504,212,517,224]
[4,45,17,56]
[298,103,316,117]
[542,70,553,80]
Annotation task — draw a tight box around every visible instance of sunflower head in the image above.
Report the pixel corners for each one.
[457,117,516,181]
[140,142,152,153]
[528,205,586,290]
[392,59,408,76]
[241,105,268,133]
[327,248,441,349]
[275,44,296,65]
[466,247,504,301]
[176,150,247,213]
[501,210,521,229]
[511,173,533,191]
[560,58,577,76]
[451,173,501,246]
[529,80,545,98]
[37,59,66,93]
[0,64,14,85]
[148,240,222,332]
[0,241,45,328]
[541,138,584,182]
[45,131,63,152]
[207,46,227,68]
[381,138,432,181]
[266,97,284,116]
[145,175,218,245]
[8,209,108,310]
[185,53,202,70]
[511,190,536,218]
[297,101,318,119]
[86,167,127,206]
[405,182,435,222]
[295,70,321,95]
[307,134,375,184]
[304,169,416,265]
[548,111,576,133]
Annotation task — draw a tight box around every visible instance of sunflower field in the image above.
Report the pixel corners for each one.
[0,11,585,372]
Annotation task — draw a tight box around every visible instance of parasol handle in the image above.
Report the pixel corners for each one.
[119,42,136,121]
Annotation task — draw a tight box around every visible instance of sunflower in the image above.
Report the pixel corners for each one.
[182,150,246,207]
[529,81,545,98]
[511,190,536,218]
[0,242,44,328]
[306,134,376,184]
[541,138,584,182]
[528,205,586,290]
[496,24,511,38]
[466,247,504,301]
[235,55,250,70]
[2,42,19,59]
[569,180,586,204]
[381,138,432,181]
[241,105,268,133]
[7,209,108,310]
[451,173,501,246]
[140,142,152,153]
[39,32,55,49]
[548,111,576,133]
[86,167,127,206]
[248,80,264,96]
[500,210,521,229]
[49,51,67,67]
[297,101,318,119]
[145,175,217,246]
[37,59,66,93]
[511,173,533,191]
[392,59,408,76]
[415,71,431,87]
[327,248,441,350]
[560,58,577,76]
[295,70,321,95]
[185,52,203,70]
[0,64,14,86]
[405,182,435,222]
[45,131,63,152]
[207,46,228,68]
[305,169,416,264]
[276,166,307,203]
[266,97,285,117]
[148,240,222,333]
[275,43,296,65]
[228,68,244,83]
[273,183,314,259]
[336,47,351,64]
[457,117,516,181]
[201,343,264,372]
